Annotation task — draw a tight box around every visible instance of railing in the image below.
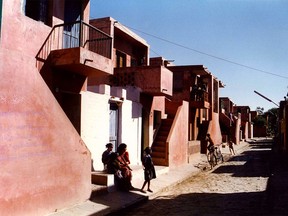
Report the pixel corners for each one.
[36,20,112,63]
[190,90,209,102]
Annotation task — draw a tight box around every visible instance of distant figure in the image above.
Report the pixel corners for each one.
[101,143,113,171]
[117,143,133,191]
[206,133,215,153]
[140,147,156,193]
[228,140,236,155]
[190,84,198,101]
[197,81,207,101]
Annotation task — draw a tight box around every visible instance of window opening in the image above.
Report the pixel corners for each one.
[116,50,127,68]
[109,103,119,149]
[213,79,218,113]
[173,72,184,92]
[63,0,82,48]
[24,0,51,26]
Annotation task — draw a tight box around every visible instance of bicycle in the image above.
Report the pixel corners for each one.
[207,145,224,169]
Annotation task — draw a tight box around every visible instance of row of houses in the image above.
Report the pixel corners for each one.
[0,1,260,215]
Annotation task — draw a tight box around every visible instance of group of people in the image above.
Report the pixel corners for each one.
[101,143,156,192]
[206,133,236,155]
[101,143,133,191]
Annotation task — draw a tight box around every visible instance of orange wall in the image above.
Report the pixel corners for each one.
[0,1,91,215]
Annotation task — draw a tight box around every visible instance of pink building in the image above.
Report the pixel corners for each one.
[219,97,241,144]
[0,1,227,214]
[168,65,224,155]
[233,105,253,141]
[0,0,93,215]
[89,18,225,167]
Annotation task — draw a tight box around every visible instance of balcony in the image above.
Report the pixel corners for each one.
[190,91,210,109]
[114,66,173,96]
[36,21,113,77]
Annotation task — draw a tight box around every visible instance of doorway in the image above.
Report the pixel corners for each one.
[63,0,82,48]
[109,102,119,151]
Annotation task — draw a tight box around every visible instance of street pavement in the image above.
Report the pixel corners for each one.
[48,138,287,216]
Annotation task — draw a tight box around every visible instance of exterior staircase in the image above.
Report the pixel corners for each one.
[152,115,174,166]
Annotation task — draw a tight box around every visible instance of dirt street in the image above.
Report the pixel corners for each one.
[115,140,281,216]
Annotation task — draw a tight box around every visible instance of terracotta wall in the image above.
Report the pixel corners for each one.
[208,113,223,145]
[167,101,189,167]
[0,1,91,215]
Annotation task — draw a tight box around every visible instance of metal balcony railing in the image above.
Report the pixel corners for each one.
[36,20,112,63]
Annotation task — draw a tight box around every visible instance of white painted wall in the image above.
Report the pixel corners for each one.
[81,90,110,171]
[121,99,142,165]
[81,85,142,171]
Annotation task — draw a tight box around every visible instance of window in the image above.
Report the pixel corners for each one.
[213,79,218,113]
[116,50,126,68]
[173,72,184,92]
[24,0,52,26]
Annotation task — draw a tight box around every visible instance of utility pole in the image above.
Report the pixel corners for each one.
[254,90,279,107]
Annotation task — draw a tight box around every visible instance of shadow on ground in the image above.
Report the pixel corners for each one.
[94,139,288,216]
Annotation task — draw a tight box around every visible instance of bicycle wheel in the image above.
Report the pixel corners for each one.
[216,150,224,163]
[211,154,217,167]
[207,152,217,168]
[220,153,224,163]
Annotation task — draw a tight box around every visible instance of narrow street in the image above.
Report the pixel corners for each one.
[112,139,284,216]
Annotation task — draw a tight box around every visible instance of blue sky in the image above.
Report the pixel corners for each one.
[90,0,288,112]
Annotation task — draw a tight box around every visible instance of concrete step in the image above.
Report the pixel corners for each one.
[153,141,166,146]
[152,146,166,153]
[158,130,169,136]
[162,118,173,124]
[90,184,109,199]
[155,135,168,142]
[90,165,169,198]
[91,171,115,187]
[153,157,168,166]
[152,151,166,158]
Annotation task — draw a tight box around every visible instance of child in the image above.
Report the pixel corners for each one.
[101,143,113,171]
[140,147,156,193]
[228,140,236,155]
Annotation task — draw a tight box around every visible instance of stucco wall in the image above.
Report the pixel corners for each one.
[0,1,91,215]
[208,112,223,145]
[167,101,189,168]
[81,90,110,171]
[83,85,143,170]
[121,99,142,165]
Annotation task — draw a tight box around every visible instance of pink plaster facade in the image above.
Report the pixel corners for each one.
[233,106,253,141]
[0,0,240,212]
[168,65,223,154]
[219,97,241,144]
[0,1,92,215]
